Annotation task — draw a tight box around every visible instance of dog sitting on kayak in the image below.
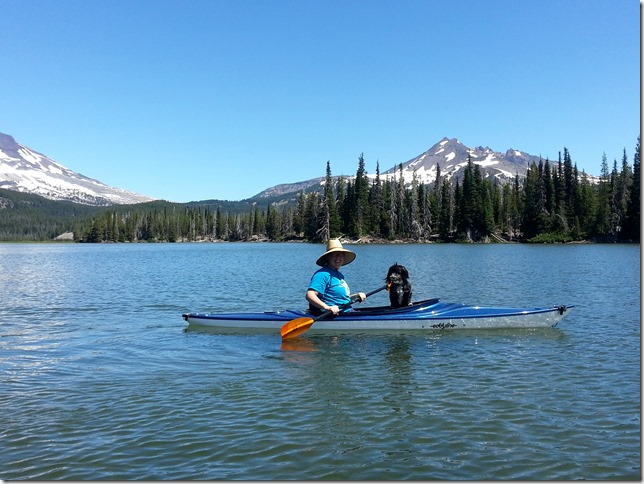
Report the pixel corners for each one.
[386,263,412,308]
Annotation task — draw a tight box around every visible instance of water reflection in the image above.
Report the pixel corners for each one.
[280,338,317,352]
[384,336,413,382]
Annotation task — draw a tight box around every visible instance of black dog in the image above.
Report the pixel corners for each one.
[386,263,412,308]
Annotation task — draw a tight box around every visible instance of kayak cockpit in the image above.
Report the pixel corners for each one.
[350,297,440,315]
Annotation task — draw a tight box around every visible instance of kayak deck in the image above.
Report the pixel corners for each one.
[182,298,574,332]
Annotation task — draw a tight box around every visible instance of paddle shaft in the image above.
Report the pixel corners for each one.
[360,285,389,300]
[281,284,389,340]
[317,284,387,318]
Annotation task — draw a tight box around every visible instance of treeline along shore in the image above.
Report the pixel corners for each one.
[1,139,640,244]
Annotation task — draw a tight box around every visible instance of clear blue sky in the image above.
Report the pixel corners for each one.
[1,0,640,202]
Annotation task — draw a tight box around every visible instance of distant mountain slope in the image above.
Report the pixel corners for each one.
[0,131,559,207]
[0,132,156,206]
[250,137,547,201]
[385,137,541,184]
[0,187,102,240]
[251,177,326,199]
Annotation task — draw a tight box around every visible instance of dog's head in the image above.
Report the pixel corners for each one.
[386,263,410,285]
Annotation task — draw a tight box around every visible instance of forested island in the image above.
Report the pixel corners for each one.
[1,140,640,244]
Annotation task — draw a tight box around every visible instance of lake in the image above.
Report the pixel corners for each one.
[0,242,640,480]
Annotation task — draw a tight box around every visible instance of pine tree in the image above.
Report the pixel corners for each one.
[459,156,478,240]
[563,147,575,216]
[383,179,395,239]
[395,164,406,237]
[354,153,370,237]
[577,171,597,238]
[521,162,547,239]
[304,192,319,241]
[595,152,612,235]
[408,171,422,239]
[438,177,453,240]
[624,136,640,240]
[615,148,633,237]
[266,204,277,240]
[370,162,386,237]
[293,191,306,236]
[318,161,341,240]
[343,179,356,237]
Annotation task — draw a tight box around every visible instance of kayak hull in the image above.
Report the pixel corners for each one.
[182,298,574,332]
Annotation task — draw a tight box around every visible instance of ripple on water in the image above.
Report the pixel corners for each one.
[0,244,640,480]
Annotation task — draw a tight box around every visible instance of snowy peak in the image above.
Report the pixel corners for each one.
[378,137,543,187]
[0,132,156,206]
[1,131,549,206]
[250,138,546,201]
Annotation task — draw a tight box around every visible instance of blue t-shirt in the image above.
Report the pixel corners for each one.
[308,267,351,307]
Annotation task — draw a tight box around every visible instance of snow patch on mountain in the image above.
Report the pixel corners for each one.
[378,137,543,187]
[0,132,156,206]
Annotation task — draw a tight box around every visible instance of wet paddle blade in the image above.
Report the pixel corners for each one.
[280,285,387,342]
[281,317,315,340]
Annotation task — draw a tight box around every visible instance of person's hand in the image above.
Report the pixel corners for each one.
[327,305,341,315]
[351,292,367,303]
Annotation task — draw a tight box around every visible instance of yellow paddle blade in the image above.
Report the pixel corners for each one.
[281,317,315,340]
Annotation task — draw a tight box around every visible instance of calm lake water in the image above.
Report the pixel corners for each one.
[0,242,640,480]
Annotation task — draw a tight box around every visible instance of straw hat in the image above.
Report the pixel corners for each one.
[316,239,356,267]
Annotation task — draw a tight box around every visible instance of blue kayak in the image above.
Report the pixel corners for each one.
[182,298,574,333]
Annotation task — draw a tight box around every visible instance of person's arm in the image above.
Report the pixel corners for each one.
[350,292,367,302]
[306,289,341,315]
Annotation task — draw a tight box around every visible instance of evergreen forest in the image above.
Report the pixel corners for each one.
[0,139,640,244]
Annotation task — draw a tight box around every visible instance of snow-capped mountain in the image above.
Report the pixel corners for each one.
[382,137,541,185]
[0,131,552,206]
[0,132,156,206]
[252,137,545,200]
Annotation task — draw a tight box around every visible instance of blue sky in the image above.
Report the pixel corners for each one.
[1,0,640,202]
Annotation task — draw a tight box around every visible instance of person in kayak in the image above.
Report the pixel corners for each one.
[306,239,366,315]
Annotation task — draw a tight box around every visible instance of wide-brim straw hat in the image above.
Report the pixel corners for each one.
[316,239,357,267]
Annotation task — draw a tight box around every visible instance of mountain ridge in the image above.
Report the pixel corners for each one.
[0,132,156,206]
[250,137,546,200]
[1,131,565,205]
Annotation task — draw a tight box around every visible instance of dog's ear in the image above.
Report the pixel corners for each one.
[401,266,409,279]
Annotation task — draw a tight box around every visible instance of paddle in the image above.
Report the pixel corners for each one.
[280,284,389,340]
